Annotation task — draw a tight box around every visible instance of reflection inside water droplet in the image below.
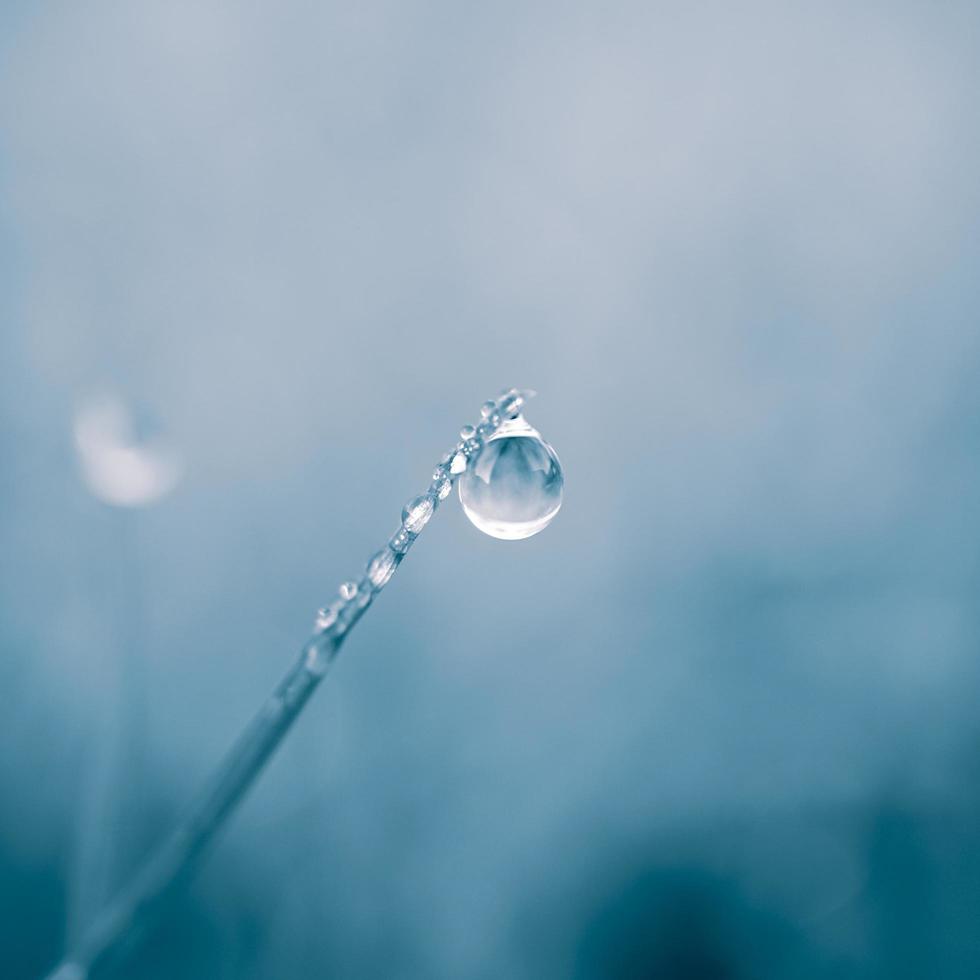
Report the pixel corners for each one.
[457,417,563,540]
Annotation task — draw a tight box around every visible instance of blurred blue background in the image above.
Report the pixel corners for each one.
[2,2,980,977]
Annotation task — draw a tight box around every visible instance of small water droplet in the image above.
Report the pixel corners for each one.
[339,581,358,601]
[430,474,453,500]
[457,417,563,540]
[402,494,435,534]
[389,527,413,554]
[497,390,524,419]
[366,548,398,588]
[314,602,340,632]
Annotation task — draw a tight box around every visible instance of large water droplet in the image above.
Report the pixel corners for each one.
[458,417,563,540]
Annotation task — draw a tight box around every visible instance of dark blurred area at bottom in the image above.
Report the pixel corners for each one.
[8,789,980,979]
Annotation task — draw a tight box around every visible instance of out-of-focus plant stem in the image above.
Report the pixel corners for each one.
[48,632,338,980]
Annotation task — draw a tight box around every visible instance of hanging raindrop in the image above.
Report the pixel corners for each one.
[457,415,563,540]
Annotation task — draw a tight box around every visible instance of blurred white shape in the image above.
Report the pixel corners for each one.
[73,394,181,507]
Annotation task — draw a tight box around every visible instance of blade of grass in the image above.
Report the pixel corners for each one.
[44,389,528,980]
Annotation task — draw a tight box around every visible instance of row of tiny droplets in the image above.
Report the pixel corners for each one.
[308,389,526,650]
